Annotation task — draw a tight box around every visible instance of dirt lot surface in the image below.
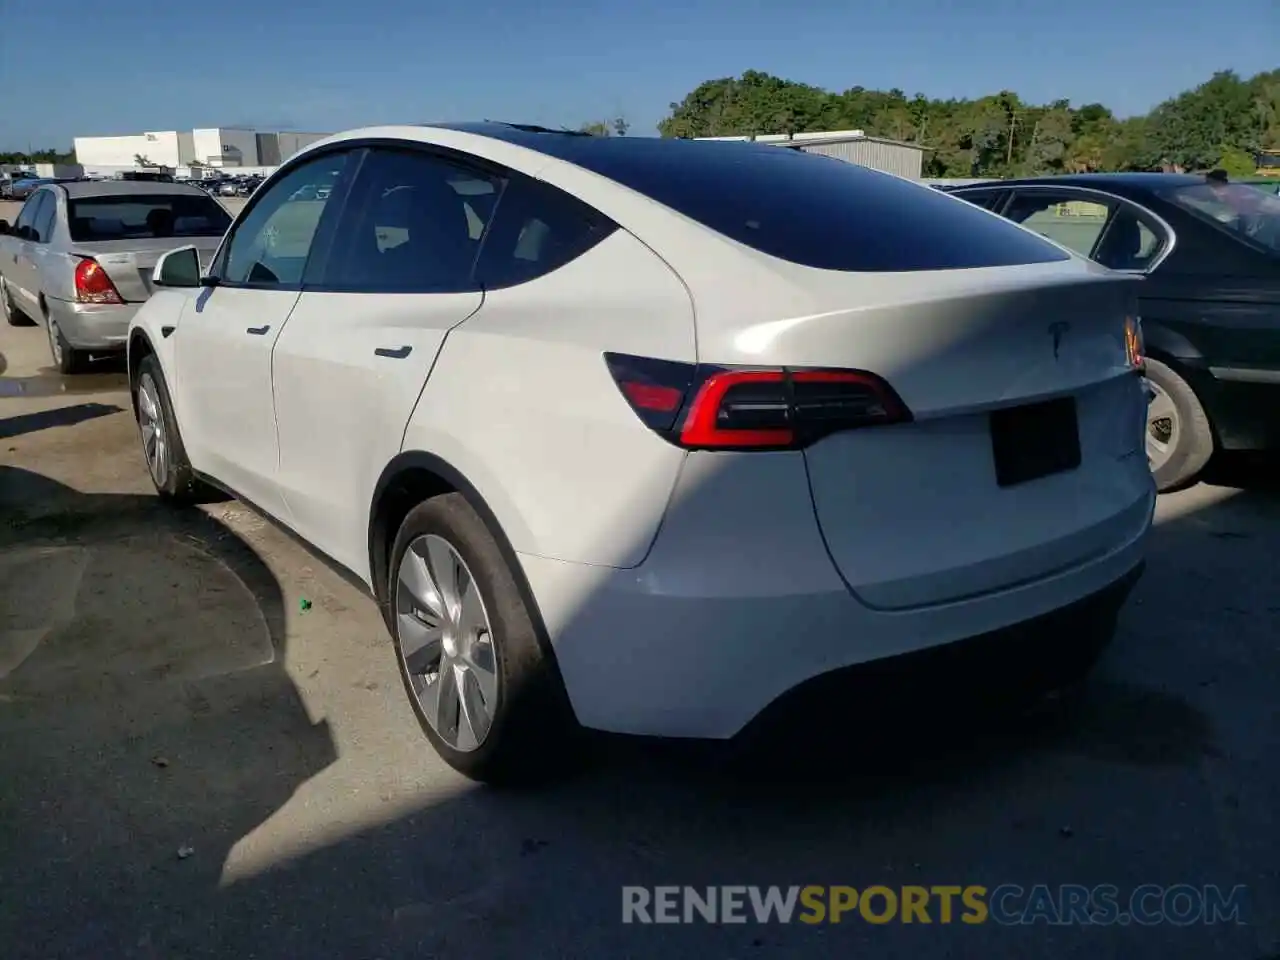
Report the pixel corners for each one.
[2,319,1279,959]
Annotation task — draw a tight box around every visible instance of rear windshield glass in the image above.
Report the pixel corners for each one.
[67,194,232,242]
[513,137,1070,271]
[1157,181,1280,256]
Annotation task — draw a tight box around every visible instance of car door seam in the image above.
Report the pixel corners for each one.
[398,290,487,454]
[268,290,307,479]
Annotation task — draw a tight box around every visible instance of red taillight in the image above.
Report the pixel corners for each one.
[605,352,911,451]
[74,258,123,304]
[620,381,684,415]
[679,369,795,448]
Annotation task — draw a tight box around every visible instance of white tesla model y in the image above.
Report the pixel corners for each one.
[128,123,1154,782]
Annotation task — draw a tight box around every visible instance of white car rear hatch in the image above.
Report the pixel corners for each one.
[774,264,1151,610]
[589,142,1155,611]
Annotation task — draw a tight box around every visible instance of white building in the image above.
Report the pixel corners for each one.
[73,130,195,169]
[191,127,261,167]
[73,127,331,175]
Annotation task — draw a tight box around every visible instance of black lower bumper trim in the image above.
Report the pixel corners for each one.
[736,561,1146,746]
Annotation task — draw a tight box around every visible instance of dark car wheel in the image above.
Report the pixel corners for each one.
[1143,358,1214,492]
[388,493,579,785]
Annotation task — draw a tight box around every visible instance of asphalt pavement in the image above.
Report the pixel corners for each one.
[1,320,1277,960]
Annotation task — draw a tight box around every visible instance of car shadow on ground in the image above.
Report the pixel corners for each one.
[0,459,1276,959]
[0,402,124,439]
[0,467,336,959]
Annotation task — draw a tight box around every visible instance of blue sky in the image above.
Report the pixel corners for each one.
[1,0,1275,149]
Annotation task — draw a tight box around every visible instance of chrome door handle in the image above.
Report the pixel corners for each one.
[374,345,412,359]
[246,325,270,335]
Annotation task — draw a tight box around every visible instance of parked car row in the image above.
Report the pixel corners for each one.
[2,175,86,201]
[186,174,264,198]
[3,171,182,200]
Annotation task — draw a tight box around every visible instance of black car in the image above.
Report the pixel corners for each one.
[943,174,1280,491]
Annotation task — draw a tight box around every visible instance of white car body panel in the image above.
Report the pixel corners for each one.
[130,289,189,373]
[805,375,1151,610]
[272,289,483,578]
[402,227,695,568]
[520,450,1151,738]
[174,287,297,519]
[124,123,1155,743]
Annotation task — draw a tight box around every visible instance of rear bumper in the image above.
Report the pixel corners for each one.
[738,560,1142,741]
[45,298,139,351]
[522,453,1154,740]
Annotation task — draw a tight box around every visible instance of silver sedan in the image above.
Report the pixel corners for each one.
[0,180,232,373]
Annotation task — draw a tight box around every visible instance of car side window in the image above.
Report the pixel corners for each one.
[13,192,44,239]
[474,174,617,289]
[218,152,349,288]
[1093,208,1165,272]
[31,191,57,244]
[319,148,503,293]
[1004,193,1114,257]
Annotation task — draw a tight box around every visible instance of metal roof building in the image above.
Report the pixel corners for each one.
[695,130,927,180]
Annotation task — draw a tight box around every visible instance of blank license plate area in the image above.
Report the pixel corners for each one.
[989,396,1082,487]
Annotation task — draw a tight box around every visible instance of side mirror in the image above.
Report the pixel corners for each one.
[153,245,202,288]
[0,220,9,235]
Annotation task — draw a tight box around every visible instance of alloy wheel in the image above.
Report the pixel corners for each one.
[1145,378,1179,472]
[136,373,169,488]
[395,534,499,752]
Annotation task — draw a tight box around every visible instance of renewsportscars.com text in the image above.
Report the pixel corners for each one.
[622,884,1248,926]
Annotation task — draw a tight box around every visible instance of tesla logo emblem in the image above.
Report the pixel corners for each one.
[1048,321,1071,359]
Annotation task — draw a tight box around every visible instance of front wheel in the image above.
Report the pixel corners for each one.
[1,279,34,327]
[1143,358,1214,493]
[388,493,579,785]
[134,355,201,502]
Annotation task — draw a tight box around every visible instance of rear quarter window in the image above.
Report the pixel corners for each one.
[552,139,1070,271]
[474,175,616,289]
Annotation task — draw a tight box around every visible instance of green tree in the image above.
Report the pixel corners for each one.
[578,116,630,137]
[1025,107,1074,174]
[1146,70,1258,170]
[1217,146,1256,176]
[0,148,74,164]
[657,68,1277,178]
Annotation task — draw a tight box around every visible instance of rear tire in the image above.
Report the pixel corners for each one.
[1143,358,1213,493]
[388,493,579,785]
[134,354,201,503]
[46,309,90,374]
[1,280,34,327]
